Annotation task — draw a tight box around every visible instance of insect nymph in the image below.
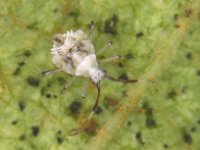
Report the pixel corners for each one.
[42,21,137,135]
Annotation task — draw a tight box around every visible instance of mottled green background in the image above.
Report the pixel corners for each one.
[0,0,200,150]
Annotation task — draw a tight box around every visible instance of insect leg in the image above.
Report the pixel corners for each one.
[69,81,101,136]
[87,20,95,40]
[105,74,137,83]
[81,79,88,98]
[41,68,61,76]
[99,55,120,64]
[97,40,113,56]
[61,76,76,93]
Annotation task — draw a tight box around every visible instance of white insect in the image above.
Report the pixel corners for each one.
[51,29,104,84]
[42,21,137,135]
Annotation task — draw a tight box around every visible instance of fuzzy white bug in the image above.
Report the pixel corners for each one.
[42,21,137,135]
[51,29,104,84]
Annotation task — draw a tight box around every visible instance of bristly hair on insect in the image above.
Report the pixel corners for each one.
[42,21,137,135]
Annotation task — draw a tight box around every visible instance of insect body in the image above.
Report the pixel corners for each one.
[42,21,137,135]
[51,29,104,84]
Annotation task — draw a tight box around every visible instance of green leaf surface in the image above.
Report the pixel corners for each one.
[0,0,200,150]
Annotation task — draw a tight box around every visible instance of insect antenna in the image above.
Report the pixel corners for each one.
[105,74,137,83]
[69,81,101,136]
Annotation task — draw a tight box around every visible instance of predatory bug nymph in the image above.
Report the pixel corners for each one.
[42,21,137,135]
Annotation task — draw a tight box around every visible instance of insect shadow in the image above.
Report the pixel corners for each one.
[42,21,137,135]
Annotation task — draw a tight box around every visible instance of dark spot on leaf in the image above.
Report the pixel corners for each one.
[46,93,51,99]
[167,90,177,99]
[18,61,25,67]
[57,136,63,144]
[142,102,156,128]
[4,18,7,22]
[146,117,156,128]
[185,52,192,59]
[53,8,58,13]
[27,22,38,30]
[145,107,153,116]
[174,14,179,20]
[190,127,196,132]
[19,134,26,141]
[57,130,62,135]
[53,94,57,98]
[26,76,40,87]
[69,101,81,114]
[40,87,46,95]
[23,50,31,57]
[68,11,80,18]
[135,131,144,144]
[180,86,187,94]
[118,62,124,68]
[98,55,105,60]
[106,97,118,107]
[189,30,193,34]
[95,106,103,114]
[174,24,180,28]
[57,77,66,85]
[136,31,144,38]
[197,118,200,124]
[13,60,25,76]
[124,53,133,59]
[183,133,192,144]
[11,120,18,125]
[141,101,149,109]
[84,119,97,135]
[122,90,128,97]
[13,67,21,76]
[127,121,132,126]
[104,14,118,35]
[118,73,129,81]
[31,126,40,137]
[185,8,193,17]
[18,101,26,111]
[163,144,169,148]
[47,82,51,87]
[197,70,200,76]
